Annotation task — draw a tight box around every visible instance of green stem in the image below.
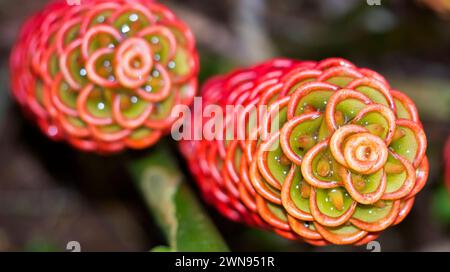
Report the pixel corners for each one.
[129,142,229,252]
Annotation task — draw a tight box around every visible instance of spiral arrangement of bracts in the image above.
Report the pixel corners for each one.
[180,58,429,245]
[10,0,198,153]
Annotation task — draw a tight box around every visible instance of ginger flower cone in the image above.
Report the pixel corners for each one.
[10,0,198,153]
[180,58,429,246]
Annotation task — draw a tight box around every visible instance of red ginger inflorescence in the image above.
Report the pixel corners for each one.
[180,58,429,245]
[10,0,198,153]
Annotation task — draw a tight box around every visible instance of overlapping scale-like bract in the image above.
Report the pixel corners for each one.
[11,0,198,153]
[180,58,429,245]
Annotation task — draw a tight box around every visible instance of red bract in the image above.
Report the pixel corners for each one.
[180,58,429,245]
[10,0,198,153]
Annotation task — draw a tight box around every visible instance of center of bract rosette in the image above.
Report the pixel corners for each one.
[114,37,153,89]
[330,125,388,175]
[299,103,398,207]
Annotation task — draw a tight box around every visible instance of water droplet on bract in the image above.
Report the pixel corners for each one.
[97,16,105,23]
[152,70,160,77]
[121,24,130,34]
[168,61,176,69]
[103,60,111,67]
[129,13,138,22]
[48,126,58,137]
[144,85,152,92]
[108,75,115,82]
[154,54,161,61]
[79,68,87,77]
[151,37,159,44]
[131,96,138,103]
[97,102,105,110]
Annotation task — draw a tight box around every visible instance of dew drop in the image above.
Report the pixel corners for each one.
[151,37,159,44]
[97,102,105,110]
[144,85,153,92]
[152,70,160,78]
[168,61,176,69]
[48,126,58,137]
[97,16,105,23]
[121,24,130,34]
[129,13,138,22]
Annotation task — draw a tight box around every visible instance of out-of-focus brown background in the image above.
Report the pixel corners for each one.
[0,0,449,251]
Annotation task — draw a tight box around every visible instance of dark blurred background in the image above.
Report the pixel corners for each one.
[0,0,449,251]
